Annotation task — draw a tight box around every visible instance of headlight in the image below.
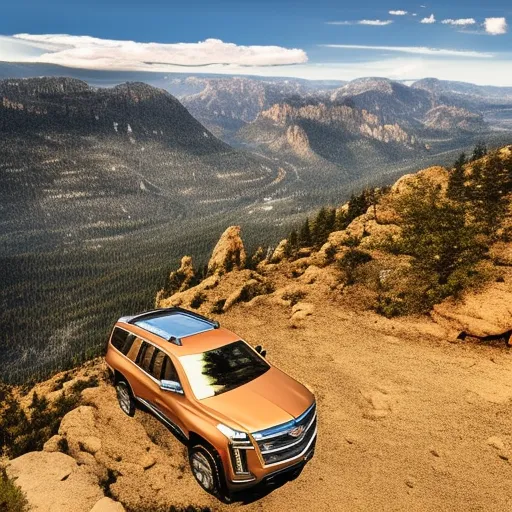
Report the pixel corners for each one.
[216,423,248,441]
[217,423,253,476]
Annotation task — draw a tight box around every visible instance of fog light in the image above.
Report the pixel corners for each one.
[230,446,249,475]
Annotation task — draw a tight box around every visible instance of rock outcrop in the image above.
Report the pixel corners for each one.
[207,226,246,275]
[5,451,105,512]
[431,268,512,342]
[155,255,196,305]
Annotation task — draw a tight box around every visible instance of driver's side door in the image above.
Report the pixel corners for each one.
[135,342,187,439]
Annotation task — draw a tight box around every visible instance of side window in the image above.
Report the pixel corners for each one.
[110,328,137,356]
[110,327,127,351]
[162,355,179,382]
[139,343,156,375]
[151,350,166,380]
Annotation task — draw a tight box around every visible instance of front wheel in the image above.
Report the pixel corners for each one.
[116,380,135,416]
[189,444,227,500]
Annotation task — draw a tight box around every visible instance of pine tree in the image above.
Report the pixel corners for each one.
[312,207,328,248]
[298,218,312,247]
[335,208,348,230]
[470,151,508,236]
[326,207,336,233]
[288,229,298,251]
[471,142,487,162]
[447,152,467,201]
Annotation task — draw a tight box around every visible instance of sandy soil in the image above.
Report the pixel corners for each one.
[122,296,512,512]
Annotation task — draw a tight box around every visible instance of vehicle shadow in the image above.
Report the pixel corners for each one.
[229,466,304,505]
[138,403,306,505]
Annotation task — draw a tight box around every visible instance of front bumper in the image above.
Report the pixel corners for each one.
[226,432,317,490]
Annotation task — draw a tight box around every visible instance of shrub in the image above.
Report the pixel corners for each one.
[189,291,206,309]
[282,290,306,306]
[210,299,226,314]
[0,468,29,512]
[338,249,373,285]
[375,294,407,318]
[0,385,83,458]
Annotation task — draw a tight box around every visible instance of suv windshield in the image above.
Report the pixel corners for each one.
[179,340,270,400]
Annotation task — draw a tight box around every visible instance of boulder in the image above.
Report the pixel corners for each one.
[43,434,63,453]
[207,226,246,274]
[432,271,512,338]
[271,239,289,263]
[223,278,272,311]
[6,451,103,512]
[155,255,196,305]
[392,166,449,195]
[358,221,402,250]
[89,497,126,512]
[290,302,315,321]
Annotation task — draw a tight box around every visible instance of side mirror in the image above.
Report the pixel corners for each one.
[255,345,267,358]
[160,380,184,394]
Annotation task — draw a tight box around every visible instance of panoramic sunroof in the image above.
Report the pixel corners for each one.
[132,312,215,340]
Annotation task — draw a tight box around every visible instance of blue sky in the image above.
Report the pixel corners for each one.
[0,0,511,84]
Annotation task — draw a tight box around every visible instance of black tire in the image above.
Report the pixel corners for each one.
[189,444,229,501]
[115,380,136,417]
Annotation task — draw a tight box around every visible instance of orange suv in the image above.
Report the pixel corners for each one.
[105,307,317,499]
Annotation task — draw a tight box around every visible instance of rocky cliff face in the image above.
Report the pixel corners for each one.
[259,102,415,145]
[423,105,486,133]
[242,100,418,163]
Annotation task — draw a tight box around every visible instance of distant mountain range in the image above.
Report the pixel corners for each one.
[0,77,300,254]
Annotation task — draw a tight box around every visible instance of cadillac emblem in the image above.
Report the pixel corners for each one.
[289,425,305,438]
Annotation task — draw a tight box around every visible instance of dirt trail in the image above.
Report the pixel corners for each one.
[125,299,512,512]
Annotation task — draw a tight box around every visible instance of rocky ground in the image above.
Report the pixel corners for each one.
[6,300,512,511]
[4,150,512,511]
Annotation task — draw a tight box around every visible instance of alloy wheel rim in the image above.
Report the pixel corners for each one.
[191,452,214,490]
[116,384,131,414]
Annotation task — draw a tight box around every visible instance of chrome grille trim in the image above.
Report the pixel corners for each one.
[251,402,316,441]
[252,402,317,466]
[259,412,316,454]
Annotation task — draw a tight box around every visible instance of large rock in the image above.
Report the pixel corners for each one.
[55,386,214,511]
[392,166,449,195]
[432,270,512,339]
[155,255,196,305]
[271,239,289,263]
[89,497,126,512]
[6,451,103,512]
[207,226,246,274]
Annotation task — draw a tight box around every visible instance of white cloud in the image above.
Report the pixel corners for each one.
[442,18,476,26]
[420,14,436,24]
[321,44,492,58]
[412,13,418,17]
[484,17,508,35]
[327,20,393,26]
[389,10,407,15]
[3,34,308,70]
[359,19,394,26]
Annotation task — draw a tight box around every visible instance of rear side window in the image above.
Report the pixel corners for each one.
[110,327,136,356]
[137,343,157,375]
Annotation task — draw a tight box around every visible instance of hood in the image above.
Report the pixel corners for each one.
[201,367,314,433]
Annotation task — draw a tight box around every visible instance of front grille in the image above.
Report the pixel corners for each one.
[253,402,317,465]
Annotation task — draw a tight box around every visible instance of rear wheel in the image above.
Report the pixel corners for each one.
[116,381,135,417]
